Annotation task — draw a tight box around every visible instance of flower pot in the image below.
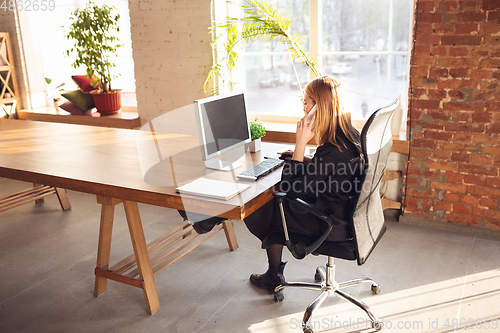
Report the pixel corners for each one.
[91,90,121,115]
[247,138,261,152]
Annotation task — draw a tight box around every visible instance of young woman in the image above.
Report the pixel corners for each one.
[244,75,362,291]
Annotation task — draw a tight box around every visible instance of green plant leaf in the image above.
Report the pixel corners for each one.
[64,0,121,92]
[249,117,266,140]
[204,0,321,94]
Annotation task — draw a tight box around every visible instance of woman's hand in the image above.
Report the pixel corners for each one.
[296,113,316,146]
[282,149,312,162]
[292,113,316,162]
[280,149,294,161]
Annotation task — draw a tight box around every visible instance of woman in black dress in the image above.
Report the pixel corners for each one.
[244,75,362,291]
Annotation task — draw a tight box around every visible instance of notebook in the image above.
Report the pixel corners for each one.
[176,178,251,201]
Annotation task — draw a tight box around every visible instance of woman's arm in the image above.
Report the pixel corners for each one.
[292,113,316,162]
[280,145,342,200]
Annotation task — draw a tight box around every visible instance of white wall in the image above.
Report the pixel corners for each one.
[128,0,214,125]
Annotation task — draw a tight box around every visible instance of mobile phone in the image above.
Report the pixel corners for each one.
[306,104,317,127]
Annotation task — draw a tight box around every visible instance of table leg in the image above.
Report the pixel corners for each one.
[33,183,44,204]
[123,200,160,315]
[222,220,239,251]
[32,183,71,210]
[94,196,117,297]
[54,187,71,211]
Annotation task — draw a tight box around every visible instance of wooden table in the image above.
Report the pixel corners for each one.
[0,119,283,314]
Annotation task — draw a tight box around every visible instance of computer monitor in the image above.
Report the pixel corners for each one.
[193,92,252,171]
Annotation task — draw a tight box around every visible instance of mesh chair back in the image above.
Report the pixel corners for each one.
[352,100,398,265]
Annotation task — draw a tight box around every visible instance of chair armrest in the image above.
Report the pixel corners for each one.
[273,192,348,259]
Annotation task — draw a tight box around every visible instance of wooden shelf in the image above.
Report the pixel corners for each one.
[1,32,20,118]
[18,106,141,129]
[1,97,16,103]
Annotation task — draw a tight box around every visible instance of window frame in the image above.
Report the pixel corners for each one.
[16,0,136,109]
[230,0,412,131]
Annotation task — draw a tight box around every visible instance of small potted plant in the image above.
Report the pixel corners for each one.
[65,1,123,114]
[248,117,266,152]
[44,77,65,102]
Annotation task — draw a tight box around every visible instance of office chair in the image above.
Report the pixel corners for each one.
[270,100,398,332]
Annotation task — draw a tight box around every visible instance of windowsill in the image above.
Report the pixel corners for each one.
[18,104,141,129]
[260,120,408,154]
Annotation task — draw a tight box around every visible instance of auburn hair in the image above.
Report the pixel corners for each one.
[304,75,361,151]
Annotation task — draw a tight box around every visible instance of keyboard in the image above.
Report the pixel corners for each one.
[237,158,285,181]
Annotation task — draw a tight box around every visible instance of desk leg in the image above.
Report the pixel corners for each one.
[222,220,239,251]
[94,196,117,297]
[54,187,71,211]
[33,183,44,204]
[32,183,71,211]
[123,200,160,315]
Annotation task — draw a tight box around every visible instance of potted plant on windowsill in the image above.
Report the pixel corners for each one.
[44,77,65,102]
[248,117,266,152]
[204,0,321,95]
[65,0,123,114]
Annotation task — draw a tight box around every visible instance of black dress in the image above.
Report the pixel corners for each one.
[244,130,361,247]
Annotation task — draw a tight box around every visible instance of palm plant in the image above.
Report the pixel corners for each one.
[204,0,321,94]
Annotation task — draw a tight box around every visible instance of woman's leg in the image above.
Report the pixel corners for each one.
[250,244,286,291]
[244,199,287,291]
[266,244,284,268]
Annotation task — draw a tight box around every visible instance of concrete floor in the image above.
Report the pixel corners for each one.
[1,177,499,333]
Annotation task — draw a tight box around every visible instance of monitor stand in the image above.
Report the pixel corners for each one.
[204,146,245,171]
[204,157,241,171]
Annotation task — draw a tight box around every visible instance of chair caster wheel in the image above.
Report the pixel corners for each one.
[273,290,284,302]
[372,320,383,331]
[302,323,315,333]
[314,268,322,282]
[371,284,381,294]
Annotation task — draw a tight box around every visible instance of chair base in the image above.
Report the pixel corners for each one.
[274,257,383,332]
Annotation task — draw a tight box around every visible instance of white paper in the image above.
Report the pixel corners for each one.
[176,178,250,201]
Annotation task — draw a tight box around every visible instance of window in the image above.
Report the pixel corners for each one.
[18,0,135,108]
[220,0,412,124]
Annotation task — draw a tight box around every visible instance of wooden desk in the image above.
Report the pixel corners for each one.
[0,119,283,314]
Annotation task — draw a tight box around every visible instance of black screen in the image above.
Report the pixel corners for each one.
[199,94,250,157]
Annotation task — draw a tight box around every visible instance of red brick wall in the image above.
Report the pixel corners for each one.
[404,0,500,233]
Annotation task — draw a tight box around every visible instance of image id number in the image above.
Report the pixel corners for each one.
[1,0,56,11]
[444,317,499,330]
